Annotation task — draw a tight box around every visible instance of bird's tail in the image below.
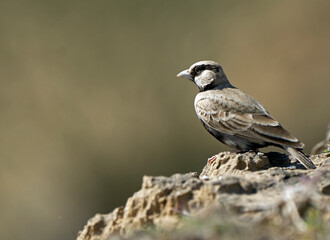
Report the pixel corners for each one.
[286,147,316,169]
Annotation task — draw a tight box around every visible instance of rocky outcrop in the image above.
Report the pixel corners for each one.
[77,152,330,240]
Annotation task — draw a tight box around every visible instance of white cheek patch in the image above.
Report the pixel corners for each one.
[195,70,215,89]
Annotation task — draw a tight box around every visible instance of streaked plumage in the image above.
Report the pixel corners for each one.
[177,60,316,169]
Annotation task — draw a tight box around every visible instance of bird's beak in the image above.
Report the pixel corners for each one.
[176,69,192,80]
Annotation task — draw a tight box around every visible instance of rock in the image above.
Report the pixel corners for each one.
[200,151,271,178]
[77,152,330,240]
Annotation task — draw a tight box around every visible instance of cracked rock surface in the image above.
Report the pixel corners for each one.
[77,152,330,240]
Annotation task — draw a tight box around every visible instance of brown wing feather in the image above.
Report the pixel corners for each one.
[195,97,304,149]
[249,115,304,148]
[196,98,253,134]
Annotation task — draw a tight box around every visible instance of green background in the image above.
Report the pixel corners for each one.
[1,1,329,239]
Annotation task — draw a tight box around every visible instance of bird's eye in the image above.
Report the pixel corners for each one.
[195,66,203,73]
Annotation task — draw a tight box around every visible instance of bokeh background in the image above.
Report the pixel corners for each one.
[1,0,329,239]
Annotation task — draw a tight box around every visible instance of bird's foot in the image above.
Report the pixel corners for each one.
[207,155,217,165]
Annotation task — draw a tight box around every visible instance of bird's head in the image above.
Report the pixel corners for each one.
[177,60,230,91]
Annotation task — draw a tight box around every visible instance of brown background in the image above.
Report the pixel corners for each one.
[0,1,329,239]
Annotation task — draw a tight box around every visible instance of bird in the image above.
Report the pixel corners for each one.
[177,60,316,169]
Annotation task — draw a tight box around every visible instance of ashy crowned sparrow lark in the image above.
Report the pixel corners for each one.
[177,60,316,169]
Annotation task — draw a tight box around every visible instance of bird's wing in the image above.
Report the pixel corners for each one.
[195,93,304,148]
[195,96,254,133]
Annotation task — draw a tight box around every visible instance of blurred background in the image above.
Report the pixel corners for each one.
[0,0,329,239]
